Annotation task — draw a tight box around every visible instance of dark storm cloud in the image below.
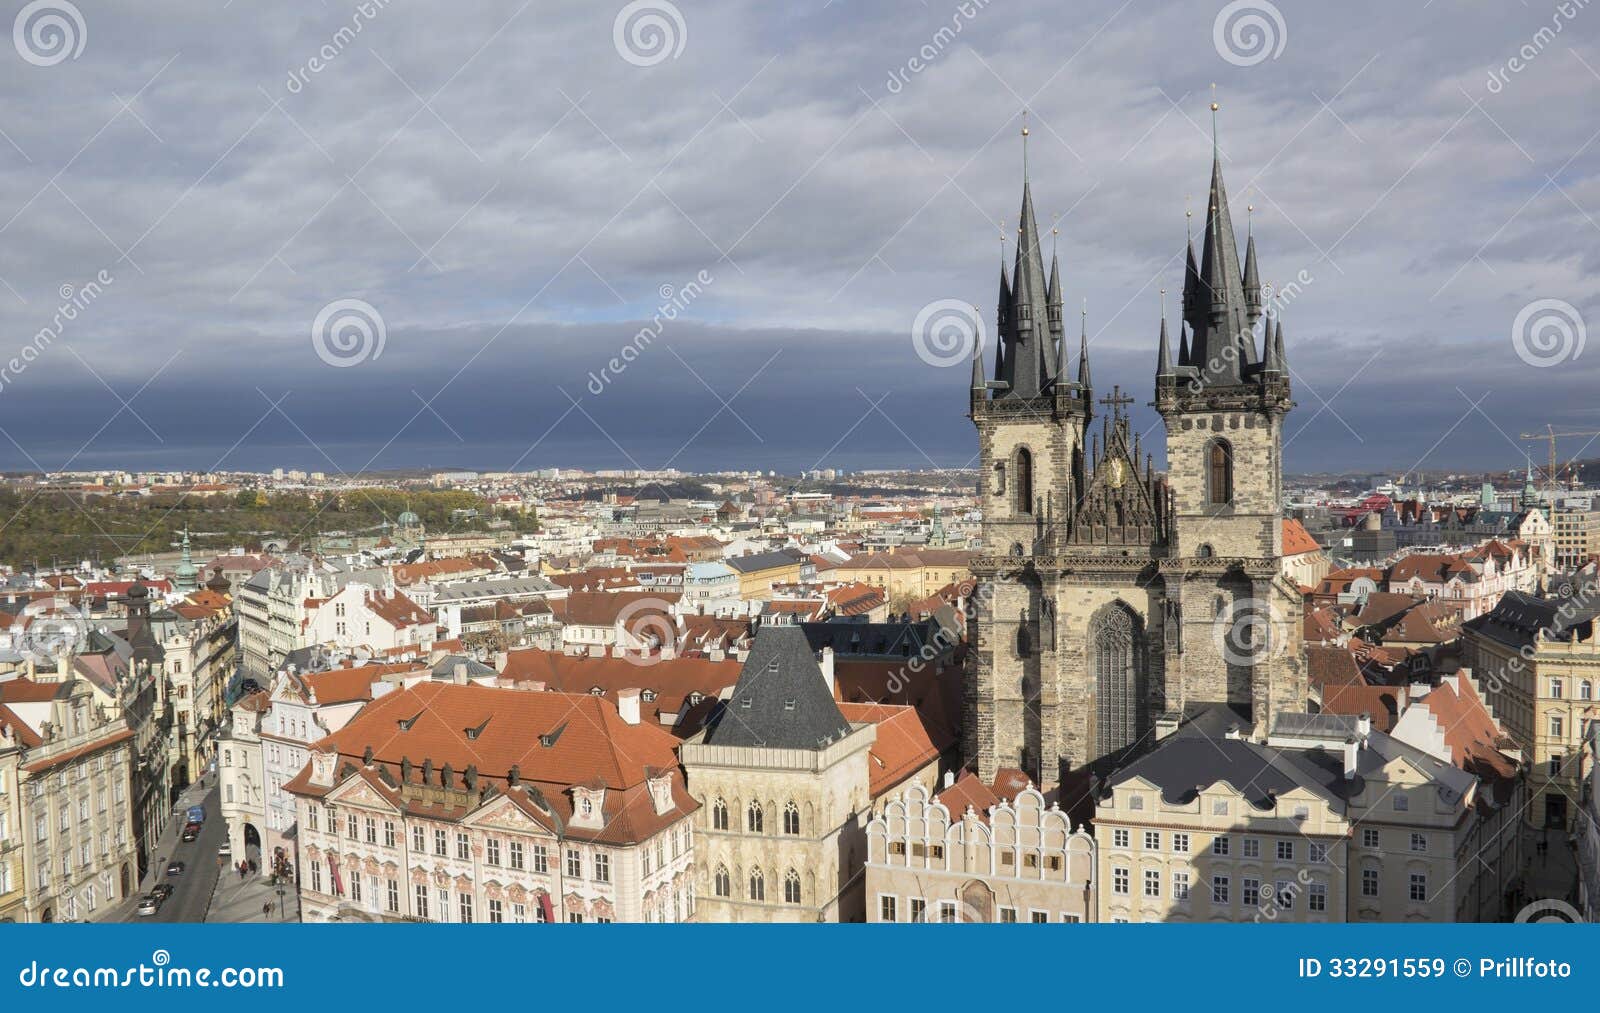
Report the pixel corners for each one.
[0,0,1595,475]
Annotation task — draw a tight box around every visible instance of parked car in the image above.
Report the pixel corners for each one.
[136,894,162,916]
[166,861,185,876]
[180,823,200,842]
[217,842,232,859]
[185,805,205,824]
[151,883,174,901]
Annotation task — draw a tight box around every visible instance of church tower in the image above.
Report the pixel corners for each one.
[965,110,1306,793]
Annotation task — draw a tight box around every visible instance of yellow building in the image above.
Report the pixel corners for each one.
[826,548,974,601]
[1462,590,1600,832]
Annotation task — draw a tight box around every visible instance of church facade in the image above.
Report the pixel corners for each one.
[963,133,1307,791]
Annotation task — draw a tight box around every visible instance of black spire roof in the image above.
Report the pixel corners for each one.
[1190,152,1257,385]
[700,625,853,750]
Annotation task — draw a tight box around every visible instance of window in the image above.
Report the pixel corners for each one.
[384,821,395,848]
[783,802,800,836]
[414,884,429,920]
[999,907,1017,923]
[433,828,447,856]
[486,838,501,866]
[1550,714,1565,738]
[910,898,926,922]
[1243,878,1260,907]
[1029,910,1048,923]
[1212,876,1229,903]
[746,802,763,834]
[1361,868,1379,897]
[1409,873,1427,902]
[412,826,424,852]
[310,860,323,893]
[748,868,765,902]
[1309,843,1328,864]
[1112,867,1129,895]
[488,898,503,923]
[1362,828,1379,849]
[1242,837,1260,859]
[350,871,362,903]
[508,840,524,870]
[714,865,731,897]
[565,849,581,878]
[1276,840,1294,861]
[456,833,470,860]
[879,895,897,922]
[387,879,399,913]
[1309,882,1327,912]
[364,817,376,844]
[1392,794,1409,812]
[1112,828,1129,848]
[346,813,358,839]
[307,807,318,832]
[1014,447,1033,515]
[1212,836,1230,857]
[1581,680,1593,701]
[1207,439,1234,505]
[1143,831,1160,851]
[1173,833,1190,854]
[437,889,449,923]
[1410,833,1427,853]
[784,869,801,905]
[1129,796,1144,810]
[533,844,548,873]
[1550,677,1564,698]
[1093,604,1141,757]
[458,893,473,923]
[935,900,956,923]
[1212,799,1228,816]
[1274,881,1293,910]
[1144,869,1160,898]
[594,853,611,883]
[711,798,728,830]
[1173,871,1190,900]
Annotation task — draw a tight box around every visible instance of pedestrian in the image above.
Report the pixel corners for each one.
[263,901,272,920]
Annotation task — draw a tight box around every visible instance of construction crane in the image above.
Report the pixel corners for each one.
[1519,425,1600,492]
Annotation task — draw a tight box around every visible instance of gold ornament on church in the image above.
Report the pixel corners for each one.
[1105,457,1127,489]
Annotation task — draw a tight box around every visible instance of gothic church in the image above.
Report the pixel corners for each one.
[964,124,1307,791]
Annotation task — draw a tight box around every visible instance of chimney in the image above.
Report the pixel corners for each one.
[1342,738,1359,779]
[617,688,641,725]
[819,646,835,695]
[942,770,955,789]
[1224,723,1243,740]
[1356,713,1372,739]
[493,650,508,674]
[453,662,468,685]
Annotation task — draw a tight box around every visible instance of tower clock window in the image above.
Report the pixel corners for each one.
[1206,439,1234,505]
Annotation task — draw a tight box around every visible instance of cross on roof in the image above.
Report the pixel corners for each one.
[1099,385,1134,416]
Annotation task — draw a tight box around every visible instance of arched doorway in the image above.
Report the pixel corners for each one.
[120,863,131,900]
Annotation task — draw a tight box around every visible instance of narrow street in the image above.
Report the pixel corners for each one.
[103,781,227,923]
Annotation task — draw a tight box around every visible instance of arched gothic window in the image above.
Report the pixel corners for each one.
[749,867,765,901]
[782,801,800,836]
[784,869,802,904]
[1092,603,1141,760]
[1207,439,1233,505]
[714,865,730,897]
[1014,447,1034,514]
[747,802,763,834]
[711,798,728,830]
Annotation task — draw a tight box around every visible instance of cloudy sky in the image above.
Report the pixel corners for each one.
[0,0,1595,479]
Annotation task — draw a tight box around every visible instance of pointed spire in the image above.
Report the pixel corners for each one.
[971,341,985,391]
[1243,218,1262,325]
[1263,316,1283,374]
[1156,292,1174,379]
[1191,98,1255,385]
[1181,229,1203,333]
[1077,301,1092,393]
[994,256,1011,386]
[1178,324,1191,367]
[1005,122,1052,399]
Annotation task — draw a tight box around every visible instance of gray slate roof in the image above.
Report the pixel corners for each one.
[701,625,852,750]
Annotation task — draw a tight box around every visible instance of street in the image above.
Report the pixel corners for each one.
[106,781,227,923]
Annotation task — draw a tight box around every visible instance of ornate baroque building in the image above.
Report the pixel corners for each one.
[965,125,1307,789]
